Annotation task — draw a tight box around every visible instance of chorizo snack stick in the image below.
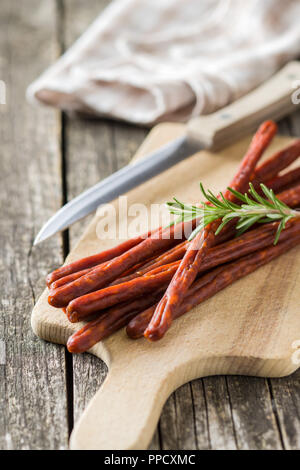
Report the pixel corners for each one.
[145,120,278,341]
[277,183,300,207]
[113,220,239,286]
[266,167,300,194]
[226,121,278,195]
[110,241,187,286]
[67,290,164,353]
[66,218,300,322]
[111,249,168,280]
[126,306,158,339]
[66,262,179,322]
[51,249,148,290]
[50,268,91,290]
[253,140,300,182]
[126,234,300,341]
[48,221,190,308]
[46,229,156,287]
[127,264,237,340]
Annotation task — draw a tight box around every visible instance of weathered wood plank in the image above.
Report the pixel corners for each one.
[160,383,200,450]
[0,0,69,449]
[225,376,282,449]
[269,368,300,450]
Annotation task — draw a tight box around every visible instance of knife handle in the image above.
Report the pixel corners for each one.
[187,61,300,149]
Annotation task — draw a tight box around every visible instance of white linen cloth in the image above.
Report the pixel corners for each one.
[27,0,300,126]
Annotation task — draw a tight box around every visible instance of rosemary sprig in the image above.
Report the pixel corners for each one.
[166,183,300,244]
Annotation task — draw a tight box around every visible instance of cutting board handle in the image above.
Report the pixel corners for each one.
[69,359,174,450]
[187,61,300,149]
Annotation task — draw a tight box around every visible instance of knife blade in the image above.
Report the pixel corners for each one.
[34,61,300,244]
[34,134,198,244]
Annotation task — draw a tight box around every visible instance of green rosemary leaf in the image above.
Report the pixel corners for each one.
[244,193,257,206]
[188,224,204,241]
[265,213,283,220]
[214,218,230,235]
[258,185,280,209]
[236,214,262,230]
[227,187,248,203]
[166,182,300,243]
[249,184,274,209]
[274,219,286,245]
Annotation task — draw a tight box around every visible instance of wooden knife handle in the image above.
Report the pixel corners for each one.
[187,61,300,149]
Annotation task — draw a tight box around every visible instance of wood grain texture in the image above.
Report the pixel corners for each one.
[0,0,69,449]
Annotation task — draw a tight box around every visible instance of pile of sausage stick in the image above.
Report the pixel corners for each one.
[46,121,300,353]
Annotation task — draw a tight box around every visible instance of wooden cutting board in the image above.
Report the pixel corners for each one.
[31,123,300,450]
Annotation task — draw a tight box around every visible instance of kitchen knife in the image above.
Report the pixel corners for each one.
[34,61,300,245]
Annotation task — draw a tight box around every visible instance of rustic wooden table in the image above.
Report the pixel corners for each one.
[1,0,300,450]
